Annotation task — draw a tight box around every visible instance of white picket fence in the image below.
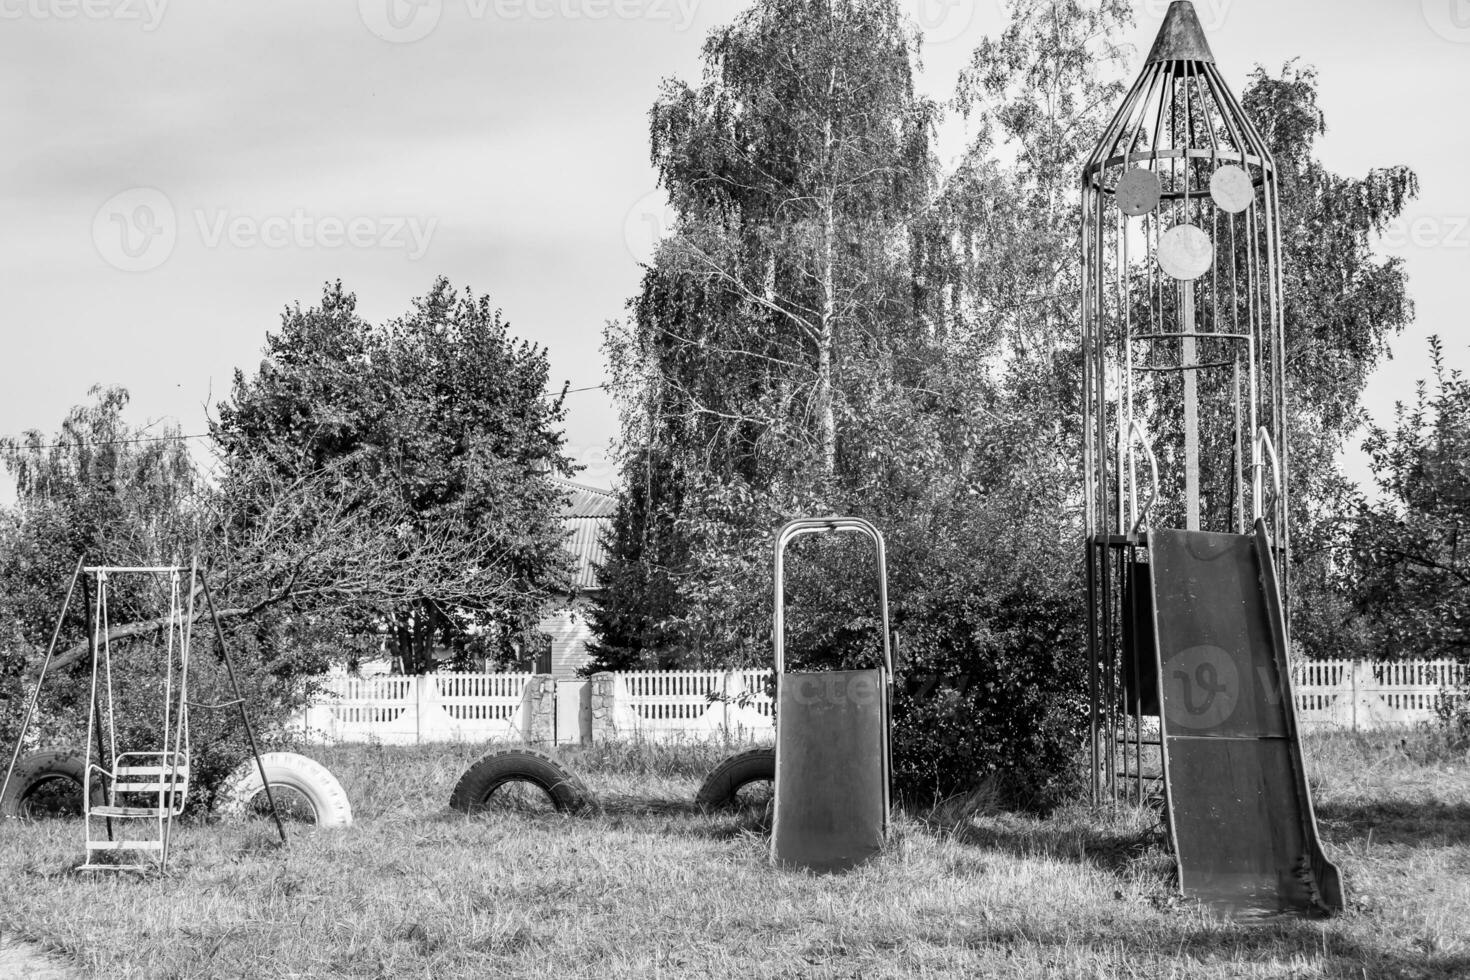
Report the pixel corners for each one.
[615,669,774,730]
[299,673,535,744]
[296,659,1467,745]
[1292,659,1466,730]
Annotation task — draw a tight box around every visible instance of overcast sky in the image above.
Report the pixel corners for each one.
[2,0,1465,496]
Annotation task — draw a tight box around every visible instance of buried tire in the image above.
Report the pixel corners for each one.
[0,748,98,820]
[449,747,593,815]
[695,747,775,811]
[217,752,353,828]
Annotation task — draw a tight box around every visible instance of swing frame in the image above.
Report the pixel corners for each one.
[0,556,288,872]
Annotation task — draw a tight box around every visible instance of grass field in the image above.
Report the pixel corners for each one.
[0,730,1466,980]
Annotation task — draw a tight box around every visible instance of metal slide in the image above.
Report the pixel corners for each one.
[1149,521,1344,916]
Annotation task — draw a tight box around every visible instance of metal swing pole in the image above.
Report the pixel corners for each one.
[0,556,85,807]
[162,557,197,871]
[83,571,115,842]
[197,573,287,846]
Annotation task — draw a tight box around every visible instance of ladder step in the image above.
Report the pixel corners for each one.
[78,864,155,873]
[92,805,167,818]
[86,840,163,850]
[114,766,189,777]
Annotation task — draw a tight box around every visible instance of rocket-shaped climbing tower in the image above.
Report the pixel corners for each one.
[1082,2,1344,916]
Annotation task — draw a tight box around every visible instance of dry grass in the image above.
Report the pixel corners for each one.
[0,730,1466,979]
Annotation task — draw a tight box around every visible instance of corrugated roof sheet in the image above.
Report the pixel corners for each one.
[565,516,610,591]
[549,478,615,591]
[550,478,619,519]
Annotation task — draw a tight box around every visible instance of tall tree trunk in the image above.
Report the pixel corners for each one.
[816,55,838,480]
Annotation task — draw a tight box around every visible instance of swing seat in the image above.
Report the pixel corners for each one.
[88,751,189,819]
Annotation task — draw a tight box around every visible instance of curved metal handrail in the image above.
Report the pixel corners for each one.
[1122,420,1161,535]
[1253,427,1282,524]
[772,517,891,677]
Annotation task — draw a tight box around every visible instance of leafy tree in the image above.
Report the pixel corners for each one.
[592,0,1116,807]
[1346,338,1470,661]
[1236,63,1418,657]
[593,0,939,669]
[0,388,307,799]
[213,278,575,675]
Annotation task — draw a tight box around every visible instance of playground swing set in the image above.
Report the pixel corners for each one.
[0,557,292,871]
[2,0,1342,920]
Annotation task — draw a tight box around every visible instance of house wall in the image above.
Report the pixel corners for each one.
[536,602,596,678]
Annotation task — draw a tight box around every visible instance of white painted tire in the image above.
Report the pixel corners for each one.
[218,752,353,828]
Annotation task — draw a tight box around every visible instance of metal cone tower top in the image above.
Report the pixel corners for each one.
[1081,0,1286,545]
[1145,0,1215,66]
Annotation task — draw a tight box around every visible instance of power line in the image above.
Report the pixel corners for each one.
[4,386,611,447]
[0,432,211,451]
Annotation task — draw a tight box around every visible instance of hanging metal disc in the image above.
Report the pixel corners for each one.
[1210,165,1255,214]
[1158,224,1214,281]
[1116,167,1162,216]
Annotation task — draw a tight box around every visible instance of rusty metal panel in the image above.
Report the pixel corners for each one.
[771,669,889,873]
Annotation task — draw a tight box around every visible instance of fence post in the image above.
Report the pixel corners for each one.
[1351,658,1359,733]
[590,672,617,742]
[519,674,556,745]
[412,675,423,745]
[722,670,739,735]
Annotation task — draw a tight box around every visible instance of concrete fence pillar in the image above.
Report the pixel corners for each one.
[721,670,741,733]
[519,674,556,745]
[590,671,618,742]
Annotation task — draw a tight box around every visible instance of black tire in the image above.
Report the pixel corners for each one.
[1,748,98,820]
[695,747,775,811]
[449,747,593,815]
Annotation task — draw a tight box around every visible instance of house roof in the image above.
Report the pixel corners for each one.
[551,478,619,519]
[549,478,615,591]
